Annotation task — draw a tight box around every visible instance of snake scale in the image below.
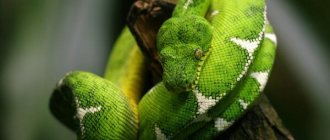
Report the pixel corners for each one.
[49,0,277,139]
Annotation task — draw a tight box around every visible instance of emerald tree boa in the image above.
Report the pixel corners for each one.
[49,0,277,139]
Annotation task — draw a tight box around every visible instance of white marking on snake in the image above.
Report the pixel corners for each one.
[183,0,193,10]
[75,97,102,136]
[214,118,234,132]
[231,32,262,82]
[155,124,168,140]
[230,37,260,54]
[230,10,266,83]
[238,99,248,110]
[265,33,277,45]
[250,71,269,91]
[193,89,221,115]
[58,72,73,86]
[76,106,102,121]
[211,10,219,17]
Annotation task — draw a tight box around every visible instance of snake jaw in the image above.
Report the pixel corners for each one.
[191,46,212,90]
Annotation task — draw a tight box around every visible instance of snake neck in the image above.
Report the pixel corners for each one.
[191,46,212,90]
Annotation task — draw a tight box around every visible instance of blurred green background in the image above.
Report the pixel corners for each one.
[0,0,329,140]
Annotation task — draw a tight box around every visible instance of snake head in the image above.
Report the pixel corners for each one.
[157,16,212,92]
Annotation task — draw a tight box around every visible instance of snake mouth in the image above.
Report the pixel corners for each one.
[191,47,212,90]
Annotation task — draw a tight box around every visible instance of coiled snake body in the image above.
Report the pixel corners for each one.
[49,0,277,139]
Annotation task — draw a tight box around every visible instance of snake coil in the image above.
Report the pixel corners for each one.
[49,0,277,139]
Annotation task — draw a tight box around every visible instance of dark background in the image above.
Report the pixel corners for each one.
[1,0,329,140]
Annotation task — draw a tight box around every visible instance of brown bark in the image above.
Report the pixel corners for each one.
[127,0,294,139]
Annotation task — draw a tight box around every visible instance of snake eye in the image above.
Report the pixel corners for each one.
[194,48,203,60]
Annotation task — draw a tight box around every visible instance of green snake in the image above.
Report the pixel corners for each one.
[49,0,277,139]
